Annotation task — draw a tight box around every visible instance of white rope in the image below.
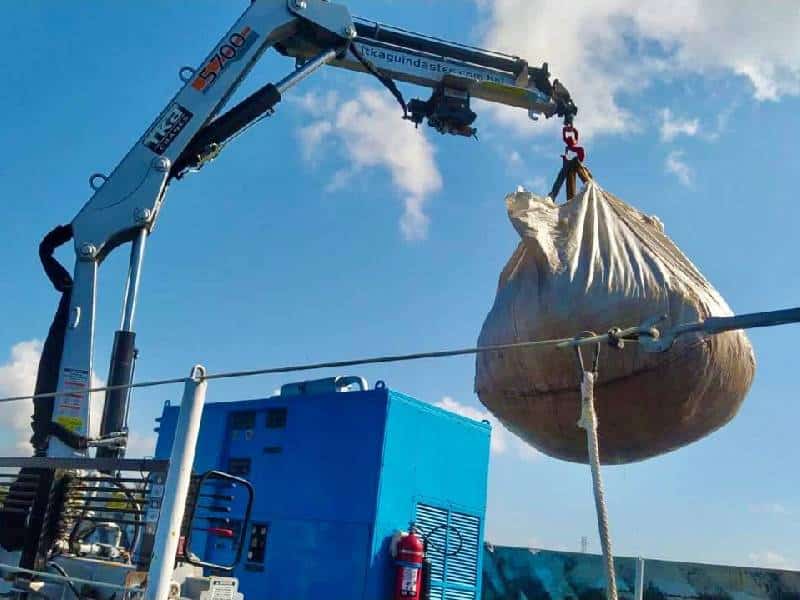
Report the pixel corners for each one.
[577,370,619,600]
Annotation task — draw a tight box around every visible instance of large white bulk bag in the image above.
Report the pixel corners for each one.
[475,181,755,464]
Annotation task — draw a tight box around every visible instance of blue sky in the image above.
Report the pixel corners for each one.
[1,0,799,571]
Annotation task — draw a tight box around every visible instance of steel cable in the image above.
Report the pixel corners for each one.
[0,334,592,404]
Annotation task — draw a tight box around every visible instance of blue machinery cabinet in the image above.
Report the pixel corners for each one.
[155,379,491,600]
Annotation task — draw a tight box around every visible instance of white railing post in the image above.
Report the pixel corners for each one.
[634,556,645,600]
[145,366,207,600]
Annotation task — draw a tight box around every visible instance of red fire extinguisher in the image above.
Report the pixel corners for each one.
[393,524,425,600]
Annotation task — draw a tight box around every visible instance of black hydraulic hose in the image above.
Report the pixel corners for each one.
[39,225,73,293]
[349,42,407,116]
[4,224,75,560]
[47,562,81,599]
[106,477,144,559]
[32,224,74,454]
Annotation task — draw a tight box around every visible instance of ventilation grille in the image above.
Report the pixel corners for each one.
[415,503,480,600]
[445,589,477,600]
[447,511,480,588]
[416,504,449,580]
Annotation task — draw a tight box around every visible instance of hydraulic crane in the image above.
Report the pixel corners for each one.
[4,1,578,598]
[36,0,577,461]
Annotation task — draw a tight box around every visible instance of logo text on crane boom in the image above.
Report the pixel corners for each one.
[192,26,260,94]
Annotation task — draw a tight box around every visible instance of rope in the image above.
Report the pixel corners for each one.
[0,335,589,405]
[577,370,619,600]
[202,336,566,382]
[549,156,593,202]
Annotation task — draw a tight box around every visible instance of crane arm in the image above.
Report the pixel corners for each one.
[293,16,566,114]
[42,0,577,458]
[172,9,577,174]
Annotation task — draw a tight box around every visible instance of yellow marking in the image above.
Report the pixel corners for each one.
[481,81,528,96]
[55,416,83,433]
[107,491,133,511]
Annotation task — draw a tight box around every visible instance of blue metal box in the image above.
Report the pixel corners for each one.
[154,378,491,600]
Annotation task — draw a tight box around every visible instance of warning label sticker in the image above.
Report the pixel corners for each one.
[61,368,89,401]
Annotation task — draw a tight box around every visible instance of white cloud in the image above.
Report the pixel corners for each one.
[297,121,332,163]
[125,431,156,458]
[750,502,790,516]
[325,168,353,194]
[295,88,442,241]
[659,108,699,142]
[88,372,105,437]
[294,89,340,115]
[435,396,539,461]
[490,141,548,194]
[748,550,797,571]
[0,340,43,453]
[0,340,105,454]
[477,1,800,138]
[665,150,692,186]
[523,176,547,194]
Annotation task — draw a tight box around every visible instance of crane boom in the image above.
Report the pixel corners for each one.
[291,17,559,113]
[37,0,577,460]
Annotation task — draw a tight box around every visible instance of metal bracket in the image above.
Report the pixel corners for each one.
[287,0,354,39]
[72,158,170,261]
[637,306,800,353]
[182,471,254,572]
[635,315,671,353]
